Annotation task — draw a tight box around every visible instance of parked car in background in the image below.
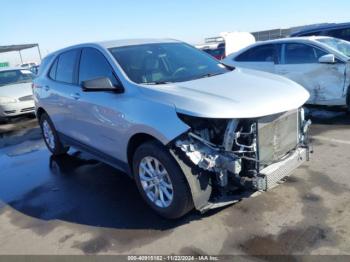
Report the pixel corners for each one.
[19,62,37,69]
[223,37,350,110]
[291,22,350,41]
[196,32,256,60]
[30,65,40,75]
[34,39,311,219]
[0,68,35,122]
[196,42,226,60]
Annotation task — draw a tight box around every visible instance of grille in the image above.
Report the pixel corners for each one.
[19,95,34,101]
[258,109,299,169]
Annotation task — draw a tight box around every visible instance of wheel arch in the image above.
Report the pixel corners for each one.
[127,132,213,211]
[127,133,163,173]
[36,107,47,121]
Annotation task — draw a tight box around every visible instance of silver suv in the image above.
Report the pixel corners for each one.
[34,39,311,219]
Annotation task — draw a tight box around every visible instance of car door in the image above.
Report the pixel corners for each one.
[43,49,82,137]
[73,47,127,160]
[275,42,347,105]
[231,44,277,73]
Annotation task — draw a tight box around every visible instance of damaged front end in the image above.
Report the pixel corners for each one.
[174,109,311,212]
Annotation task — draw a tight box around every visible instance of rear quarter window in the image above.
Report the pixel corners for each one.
[37,55,54,76]
[49,58,58,80]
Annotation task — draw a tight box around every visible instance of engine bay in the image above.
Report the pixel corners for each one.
[175,109,311,192]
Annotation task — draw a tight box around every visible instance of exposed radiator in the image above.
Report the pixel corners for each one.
[258,109,299,169]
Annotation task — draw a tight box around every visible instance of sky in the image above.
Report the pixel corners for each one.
[1,0,350,65]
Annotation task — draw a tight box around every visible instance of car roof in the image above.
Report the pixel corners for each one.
[48,38,183,57]
[291,22,350,36]
[97,38,181,49]
[250,36,333,45]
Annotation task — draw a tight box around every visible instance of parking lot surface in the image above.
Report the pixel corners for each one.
[0,109,349,255]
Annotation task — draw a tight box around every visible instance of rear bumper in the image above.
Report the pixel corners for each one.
[0,101,35,117]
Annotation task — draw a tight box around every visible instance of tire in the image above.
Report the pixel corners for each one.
[132,141,194,219]
[39,113,69,155]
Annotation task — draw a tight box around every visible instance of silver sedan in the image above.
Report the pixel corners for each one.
[0,68,35,122]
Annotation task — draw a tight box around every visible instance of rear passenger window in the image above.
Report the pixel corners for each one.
[79,48,118,86]
[55,49,79,84]
[235,45,275,62]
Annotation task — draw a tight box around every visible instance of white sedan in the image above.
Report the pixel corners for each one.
[223,36,350,109]
[0,68,35,122]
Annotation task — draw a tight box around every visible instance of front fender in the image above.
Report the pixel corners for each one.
[120,98,190,163]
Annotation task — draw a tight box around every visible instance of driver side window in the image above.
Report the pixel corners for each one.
[79,48,119,86]
[283,43,327,64]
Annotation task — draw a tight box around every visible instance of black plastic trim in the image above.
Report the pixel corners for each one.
[57,132,131,176]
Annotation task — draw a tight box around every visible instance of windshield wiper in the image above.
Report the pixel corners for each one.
[197,72,225,79]
[223,63,235,71]
[143,81,172,85]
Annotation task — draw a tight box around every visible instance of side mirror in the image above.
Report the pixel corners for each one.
[319,54,336,64]
[82,77,123,92]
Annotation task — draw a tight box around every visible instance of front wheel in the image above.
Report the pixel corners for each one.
[133,141,194,219]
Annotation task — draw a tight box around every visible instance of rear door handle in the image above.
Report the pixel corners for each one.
[70,93,81,100]
[44,85,50,91]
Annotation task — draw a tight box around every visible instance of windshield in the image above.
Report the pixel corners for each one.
[316,38,350,57]
[109,42,232,84]
[0,69,34,86]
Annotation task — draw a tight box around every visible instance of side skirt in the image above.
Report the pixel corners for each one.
[57,132,132,176]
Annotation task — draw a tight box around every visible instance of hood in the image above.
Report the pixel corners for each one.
[139,68,310,119]
[0,82,33,99]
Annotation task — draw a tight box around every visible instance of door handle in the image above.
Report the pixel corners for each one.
[70,93,81,100]
[44,85,50,91]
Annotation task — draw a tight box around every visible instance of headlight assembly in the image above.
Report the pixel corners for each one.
[0,96,17,104]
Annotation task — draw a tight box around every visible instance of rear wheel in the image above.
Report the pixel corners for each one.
[39,113,69,155]
[133,141,194,219]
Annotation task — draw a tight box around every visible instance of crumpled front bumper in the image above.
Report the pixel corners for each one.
[258,147,307,191]
[198,146,309,213]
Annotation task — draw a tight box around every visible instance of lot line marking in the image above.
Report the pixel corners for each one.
[313,135,350,145]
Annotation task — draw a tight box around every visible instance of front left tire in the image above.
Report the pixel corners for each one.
[39,113,69,155]
[132,141,194,219]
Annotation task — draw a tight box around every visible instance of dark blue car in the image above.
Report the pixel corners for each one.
[291,22,350,41]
